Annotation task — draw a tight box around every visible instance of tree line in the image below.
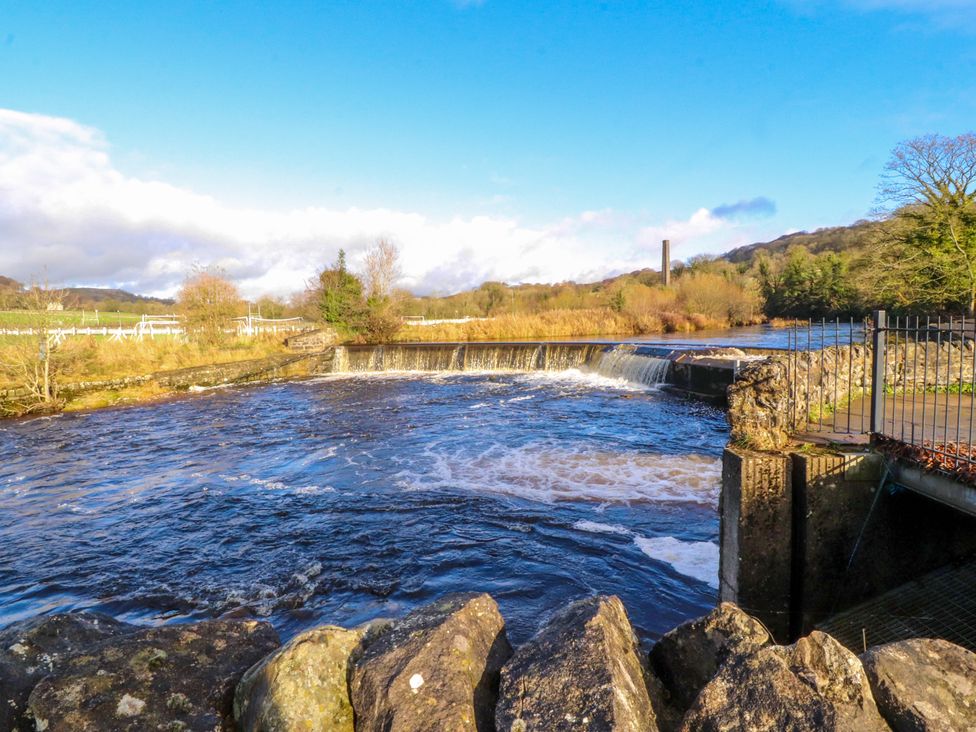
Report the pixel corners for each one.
[753,132,976,318]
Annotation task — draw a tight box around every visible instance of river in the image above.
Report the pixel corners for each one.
[0,332,761,644]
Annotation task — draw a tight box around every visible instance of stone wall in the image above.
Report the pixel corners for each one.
[284,327,338,352]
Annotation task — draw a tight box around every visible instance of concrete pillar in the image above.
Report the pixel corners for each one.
[789,450,882,637]
[661,239,671,287]
[720,447,792,641]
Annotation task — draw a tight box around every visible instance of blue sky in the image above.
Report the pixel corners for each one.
[1,0,975,296]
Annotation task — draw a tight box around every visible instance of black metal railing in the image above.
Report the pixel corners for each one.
[786,311,976,471]
[871,312,976,469]
[785,317,870,437]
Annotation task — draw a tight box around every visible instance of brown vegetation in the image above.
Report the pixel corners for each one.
[398,256,761,341]
[177,266,243,344]
[0,335,289,416]
[395,307,746,343]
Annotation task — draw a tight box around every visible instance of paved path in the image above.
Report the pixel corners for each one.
[800,393,976,449]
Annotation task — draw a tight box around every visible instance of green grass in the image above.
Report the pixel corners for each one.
[0,309,146,328]
[884,383,976,396]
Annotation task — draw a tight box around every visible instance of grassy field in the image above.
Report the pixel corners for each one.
[0,309,147,327]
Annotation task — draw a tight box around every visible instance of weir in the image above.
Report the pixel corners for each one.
[329,342,684,389]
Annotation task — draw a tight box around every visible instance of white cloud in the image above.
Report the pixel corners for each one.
[0,108,765,298]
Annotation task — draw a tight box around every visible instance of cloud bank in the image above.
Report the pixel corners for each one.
[0,108,770,298]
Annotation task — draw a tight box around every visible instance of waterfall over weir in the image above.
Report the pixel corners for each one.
[332,343,673,387]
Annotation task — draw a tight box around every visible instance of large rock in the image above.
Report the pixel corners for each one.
[650,601,771,712]
[496,595,660,732]
[861,638,976,731]
[28,618,279,731]
[234,621,389,732]
[351,593,512,732]
[681,630,889,731]
[0,612,136,731]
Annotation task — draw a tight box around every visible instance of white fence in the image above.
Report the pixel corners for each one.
[402,316,487,327]
[0,321,309,340]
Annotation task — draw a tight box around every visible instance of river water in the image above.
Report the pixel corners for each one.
[0,354,731,644]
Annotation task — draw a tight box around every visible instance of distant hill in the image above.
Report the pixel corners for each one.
[0,275,21,291]
[0,277,174,310]
[63,287,174,307]
[722,219,880,266]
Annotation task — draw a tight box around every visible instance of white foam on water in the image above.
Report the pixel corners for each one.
[572,520,633,536]
[294,485,336,495]
[212,472,333,495]
[519,369,653,392]
[315,368,655,392]
[397,444,720,506]
[635,536,719,588]
[188,384,235,393]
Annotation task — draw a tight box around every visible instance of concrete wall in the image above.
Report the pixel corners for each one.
[721,444,976,642]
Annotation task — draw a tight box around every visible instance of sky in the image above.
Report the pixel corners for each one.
[1,0,975,298]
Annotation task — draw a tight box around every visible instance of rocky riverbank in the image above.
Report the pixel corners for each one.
[2,595,974,731]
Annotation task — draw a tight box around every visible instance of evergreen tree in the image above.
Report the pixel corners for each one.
[317,250,365,329]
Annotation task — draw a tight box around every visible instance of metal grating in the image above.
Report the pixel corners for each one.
[817,559,976,654]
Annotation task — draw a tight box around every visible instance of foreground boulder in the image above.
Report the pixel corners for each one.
[650,601,771,713]
[0,612,135,731]
[496,595,660,732]
[351,593,511,732]
[29,618,279,731]
[862,638,976,731]
[234,621,389,732]
[681,630,889,731]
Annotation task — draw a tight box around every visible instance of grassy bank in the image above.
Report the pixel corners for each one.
[50,336,288,382]
[393,307,755,342]
[0,335,291,416]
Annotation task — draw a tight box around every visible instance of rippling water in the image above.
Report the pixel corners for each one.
[0,369,727,643]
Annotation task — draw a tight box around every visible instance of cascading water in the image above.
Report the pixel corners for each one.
[590,346,672,386]
[335,344,464,372]
[544,344,606,371]
[330,343,671,388]
[462,344,544,371]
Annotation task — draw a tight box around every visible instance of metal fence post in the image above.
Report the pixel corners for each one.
[870,309,887,435]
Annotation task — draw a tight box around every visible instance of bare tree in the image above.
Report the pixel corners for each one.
[177,266,242,344]
[363,239,402,303]
[0,282,66,414]
[359,240,404,342]
[878,133,976,313]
